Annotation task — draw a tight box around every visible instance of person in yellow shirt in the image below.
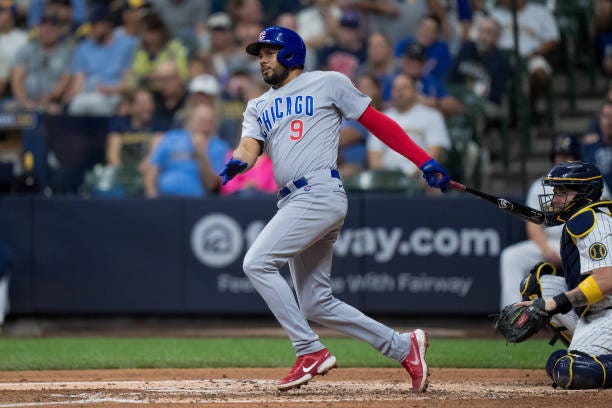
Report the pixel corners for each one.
[127,11,188,90]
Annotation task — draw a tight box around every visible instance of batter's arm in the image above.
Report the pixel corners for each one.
[358,105,450,190]
[232,137,263,171]
[220,137,263,185]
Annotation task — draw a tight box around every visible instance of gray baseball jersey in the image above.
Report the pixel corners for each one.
[242,71,371,186]
[240,71,413,362]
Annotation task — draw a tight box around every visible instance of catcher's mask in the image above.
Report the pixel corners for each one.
[539,161,603,226]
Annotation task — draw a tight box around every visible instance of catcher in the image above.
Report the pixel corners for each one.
[497,161,612,389]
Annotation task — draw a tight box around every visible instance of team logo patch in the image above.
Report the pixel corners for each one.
[588,242,607,260]
[258,30,266,40]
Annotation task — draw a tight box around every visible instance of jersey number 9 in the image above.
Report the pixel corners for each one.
[290,119,303,141]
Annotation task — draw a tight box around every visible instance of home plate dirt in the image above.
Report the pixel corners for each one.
[0,368,610,407]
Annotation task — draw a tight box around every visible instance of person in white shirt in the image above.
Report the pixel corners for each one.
[367,72,450,194]
[490,0,559,122]
[0,2,27,99]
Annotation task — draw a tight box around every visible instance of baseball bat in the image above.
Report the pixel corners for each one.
[449,180,545,224]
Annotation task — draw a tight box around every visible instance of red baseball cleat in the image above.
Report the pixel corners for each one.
[401,329,430,392]
[277,348,337,391]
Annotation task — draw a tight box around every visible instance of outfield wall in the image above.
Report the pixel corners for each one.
[0,195,525,316]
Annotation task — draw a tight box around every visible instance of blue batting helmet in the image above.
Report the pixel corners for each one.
[246,26,306,68]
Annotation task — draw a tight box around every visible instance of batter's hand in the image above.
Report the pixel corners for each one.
[419,158,450,192]
[220,158,248,185]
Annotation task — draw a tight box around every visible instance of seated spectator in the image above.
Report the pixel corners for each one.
[102,88,167,197]
[127,11,188,91]
[177,73,224,140]
[9,12,73,114]
[144,104,229,198]
[203,12,236,84]
[28,0,87,35]
[339,74,382,177]
[276,12,297,32]
[394,14,452,81]
[0,1,28,100]
[582,99,612,189]
[65,3,137,116]
[491,0,559,121]
[354,0,446,46]
[316,10,366,79]
[187,74,220,109]
[219,151,276,197]
[220,68,265,146]
[113,0,148,49]
[449,17,510,113]
[226,0,263,26]
[228,20,263,80]
[150,0,210,51]
[367,73,451,195]
[296,0,340,70]
[358,32,395,104]
[400,42,462,116]
[596,0,612,78]
[151,61,188,129]
[367,74,451,191]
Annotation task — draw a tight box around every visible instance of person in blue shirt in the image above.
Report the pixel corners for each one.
[400,42,462,117]
[394,15,452,82]
[145,104,229,198]
[66,3,137,115]
[582,99,612,190]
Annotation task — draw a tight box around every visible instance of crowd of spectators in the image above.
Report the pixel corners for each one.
[0,0,601,199]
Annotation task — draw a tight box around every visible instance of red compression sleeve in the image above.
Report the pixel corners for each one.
[358,105,431,168]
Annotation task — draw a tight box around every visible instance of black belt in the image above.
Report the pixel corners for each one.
[278,169,340,199]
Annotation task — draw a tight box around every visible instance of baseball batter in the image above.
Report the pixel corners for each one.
[518,161,612,389]
[219,26,450,392]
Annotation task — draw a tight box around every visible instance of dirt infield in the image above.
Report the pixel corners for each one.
[0,368,610,407]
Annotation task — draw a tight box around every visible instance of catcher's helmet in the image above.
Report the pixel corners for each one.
[539,161,604,226]
[246,26,306,68]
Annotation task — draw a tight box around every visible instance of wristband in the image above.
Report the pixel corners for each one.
[552,292,573,314]
[578,276,604,304]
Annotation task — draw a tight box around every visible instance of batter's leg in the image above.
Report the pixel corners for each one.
[290,230,410,363]
[242,192,347,355]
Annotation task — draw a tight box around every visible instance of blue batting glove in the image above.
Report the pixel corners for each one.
[419,158,450,192]
[219,158,248,185]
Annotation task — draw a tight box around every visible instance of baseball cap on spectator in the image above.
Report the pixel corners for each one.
[0,0,17,17]
[207,12,231,30]
[550,133,580,162]
[89,3,112,24]
[404,42,426,61]
[339,11,360,29]
[189,74,220,96]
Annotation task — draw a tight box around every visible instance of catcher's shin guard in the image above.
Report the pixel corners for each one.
[546,350,612,389]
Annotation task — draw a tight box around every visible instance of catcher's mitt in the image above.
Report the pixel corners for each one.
[496,299,549,343]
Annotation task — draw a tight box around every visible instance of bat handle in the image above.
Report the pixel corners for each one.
[449,180,466,191]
